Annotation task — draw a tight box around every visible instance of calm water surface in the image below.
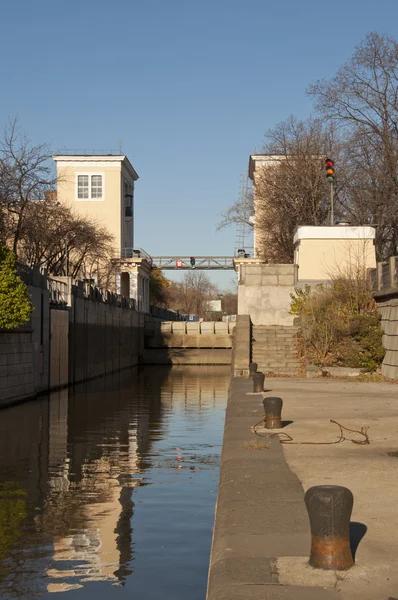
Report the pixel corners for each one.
[0,366,229,599]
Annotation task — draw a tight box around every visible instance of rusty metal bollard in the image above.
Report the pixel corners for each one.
[304,485,354,570]
[253,372,265,393]
[249,362,258,376]
[262,397,283,429]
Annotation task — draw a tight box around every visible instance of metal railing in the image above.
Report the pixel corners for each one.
[115,248,153,265]
[151,256,236,270]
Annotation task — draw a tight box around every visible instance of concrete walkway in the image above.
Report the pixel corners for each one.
[264,377,398,600]
[206,378,340,600]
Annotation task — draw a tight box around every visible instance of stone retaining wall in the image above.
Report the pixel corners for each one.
[69,284,144,384]
[145,320,235,349]
[376,296,398,380]
[236,263,297,326]
[0,331,36,405]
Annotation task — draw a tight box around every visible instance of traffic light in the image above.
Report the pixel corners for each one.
[325,158,335,183]
[190,257,195,266]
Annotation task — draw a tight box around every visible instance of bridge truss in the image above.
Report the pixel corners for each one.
[151,256,236,270]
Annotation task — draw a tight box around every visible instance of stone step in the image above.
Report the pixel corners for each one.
[253,338,298,343]
[253,338,298,342]
[253,353,299,359]
[253,356,300,363]
[254,326,300,331]
[253,328,299,333]
[259,368,301,375]
[253,339,298,344]
[253,344,298,348]
[257,358,300,362]
[253,358,300,364]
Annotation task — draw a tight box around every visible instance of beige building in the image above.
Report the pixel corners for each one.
[294,225,376,283]
[248,154,286,258]
[53,153,151,311]
[53,153,138,256]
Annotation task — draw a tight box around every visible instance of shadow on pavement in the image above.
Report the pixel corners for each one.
[350,521,367,559]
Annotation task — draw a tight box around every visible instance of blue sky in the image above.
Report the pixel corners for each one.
[1,0,398,289]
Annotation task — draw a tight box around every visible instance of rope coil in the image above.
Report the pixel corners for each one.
[253,418,370,445]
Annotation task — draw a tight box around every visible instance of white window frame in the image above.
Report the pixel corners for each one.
[75,172,105,201]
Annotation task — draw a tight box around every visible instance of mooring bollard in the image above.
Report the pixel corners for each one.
[249,362,258,376]
[262,396,283,429]
[304,485,354,570]
[253,372,265,393]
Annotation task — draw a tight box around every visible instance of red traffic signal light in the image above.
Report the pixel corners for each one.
[190,257,195,266]
[325,158,335,183]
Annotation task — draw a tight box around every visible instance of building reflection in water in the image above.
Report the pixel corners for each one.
[0,366,230,597]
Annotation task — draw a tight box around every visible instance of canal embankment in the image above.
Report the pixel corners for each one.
[206,377,339,600]
[207,376,398,600]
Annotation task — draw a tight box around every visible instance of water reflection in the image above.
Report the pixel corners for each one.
[0,366,229,599]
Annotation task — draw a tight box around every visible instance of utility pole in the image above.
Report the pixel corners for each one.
[330,181,334,226]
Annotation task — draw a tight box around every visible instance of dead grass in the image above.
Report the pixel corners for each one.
[243,440,269,450]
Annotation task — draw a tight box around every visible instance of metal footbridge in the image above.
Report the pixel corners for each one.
[151,256,236,270]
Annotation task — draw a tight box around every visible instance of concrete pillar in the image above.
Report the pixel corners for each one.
[115,271,121,295]
[113,258,152,311]
[129,271,138,304]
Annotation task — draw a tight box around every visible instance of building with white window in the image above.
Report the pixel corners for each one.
[53,152,151,311]
[53,153,138,255]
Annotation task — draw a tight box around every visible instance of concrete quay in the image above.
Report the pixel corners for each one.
[207,377,398,600]
[206,378,339,600]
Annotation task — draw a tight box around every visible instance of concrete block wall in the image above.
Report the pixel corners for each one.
[0,273,148,405]
[377,296,398,379]
[69,290,145,385]
[0,277,51,406]
[0,331,35,405]
[50,309,69,389]
[237,263,297,326]
[144,320,235,349]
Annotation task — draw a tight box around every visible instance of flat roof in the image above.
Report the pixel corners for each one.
[293,226,376,244]
[52,154,139,180]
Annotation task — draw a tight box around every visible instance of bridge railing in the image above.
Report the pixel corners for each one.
[151,256,235,270]
[115,248,153,264]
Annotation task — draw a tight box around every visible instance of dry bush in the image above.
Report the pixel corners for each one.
[291,265,384,370]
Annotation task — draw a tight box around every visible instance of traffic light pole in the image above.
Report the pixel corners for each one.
[330,181,334,226]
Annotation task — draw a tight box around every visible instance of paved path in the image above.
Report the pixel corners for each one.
[264,377,398,600]
[206,378,340,600]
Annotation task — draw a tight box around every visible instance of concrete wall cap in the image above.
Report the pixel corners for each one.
[294,226,376,244]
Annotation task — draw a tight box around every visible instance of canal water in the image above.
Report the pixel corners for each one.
[0,366,230,599]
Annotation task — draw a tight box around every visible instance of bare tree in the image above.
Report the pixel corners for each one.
[169,271,218,318]
[253,116,340,262]
[308,32,398,258]
[217,187,254,231]
[0,120,116,286]
[18,194,115,285]
[0,119,58,254]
